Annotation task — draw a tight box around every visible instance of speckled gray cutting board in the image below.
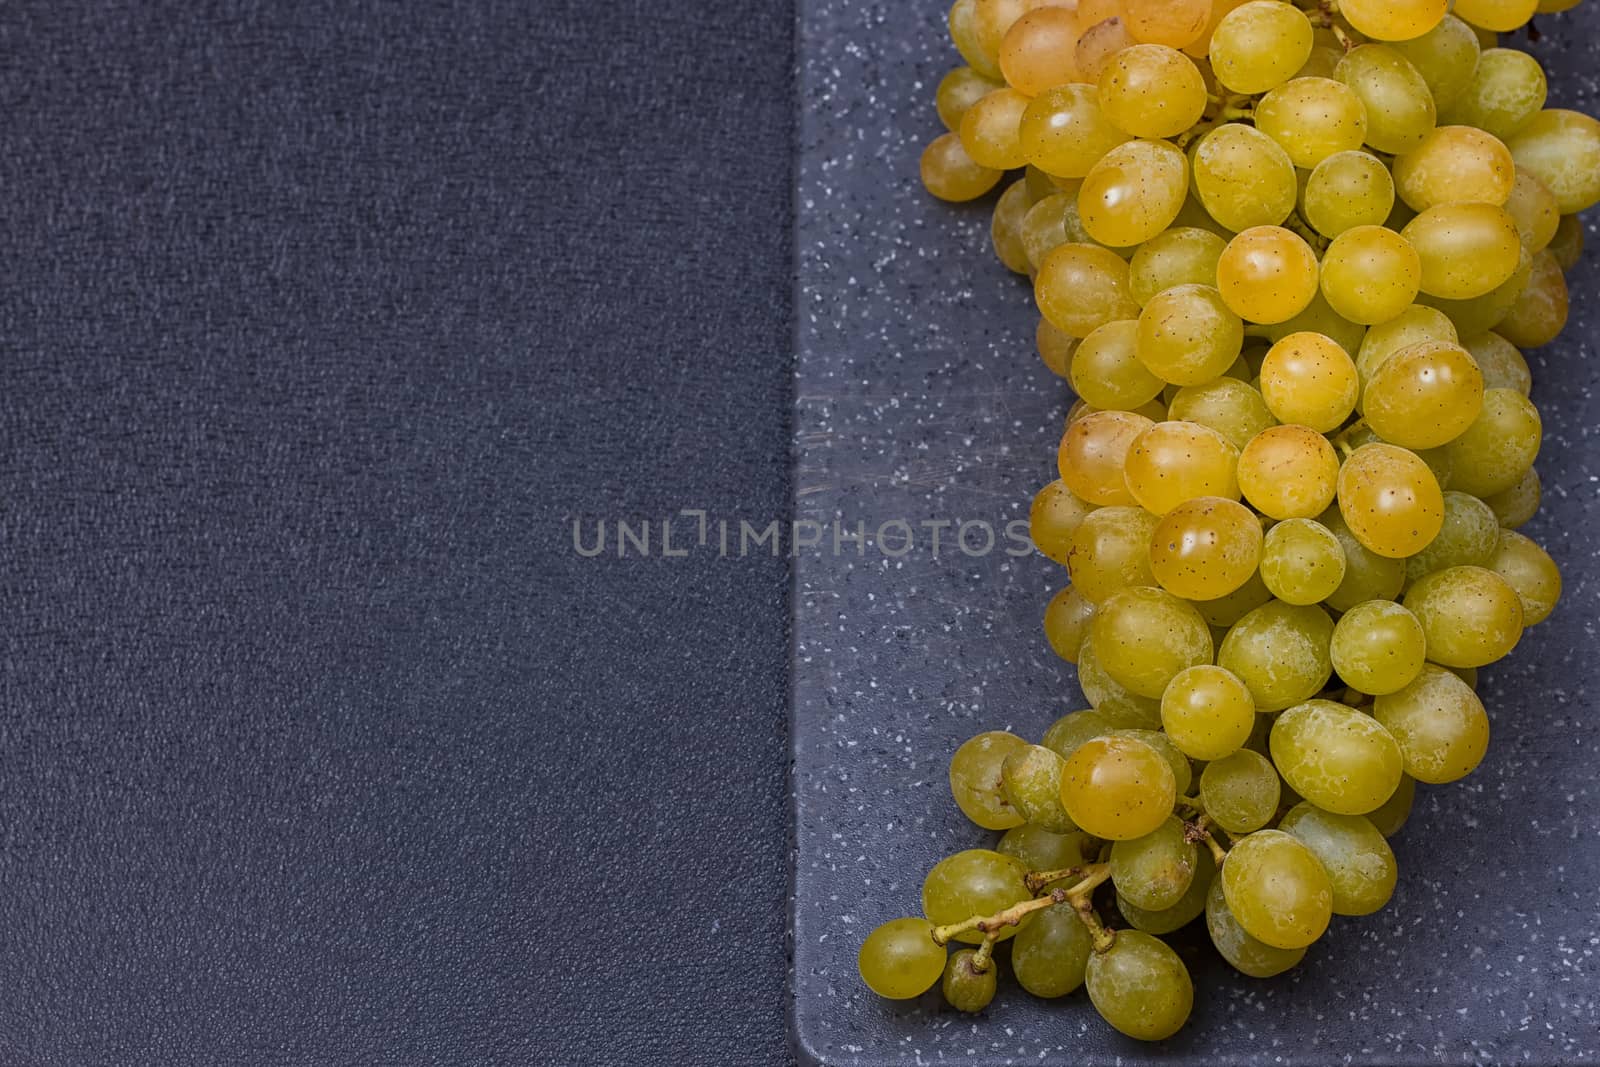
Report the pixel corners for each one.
[791,5,1600,1064]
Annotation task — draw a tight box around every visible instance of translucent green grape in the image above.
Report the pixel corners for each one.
[1373,663,1492,783]
[1488,529,1562,625]
[1221,829,1333,950]
[1200,749,1282,834]
[1011,903,1094,997]
[998,824,1098,873]
[922,849,1032,944]
[1001,744,1076,833]
[1118,848,1216,935]
[942,949,998,1012]
[1260,518,1347,605]
[1279,803,1398,916]
[1330,600,1427,696]
[1270,699,1405,815]
[1085,930,1195,1041]
[1206,875,1306,977]
[1041,709,1115,761]
[1405,491,1500,583]
[1111,816,1199,911]
[859,917,946,998]
[950,730,1028,830]
[1403,564,1525,668]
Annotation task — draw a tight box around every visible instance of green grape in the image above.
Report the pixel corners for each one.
[1036,243,1142,338]
[1454,0,1538,32]
[1335,442,1445,559]
[1123,420,1242,515]
[1256,77,1369,169]
[1119,846,1215,935]
[1320,225,1423,325]
[1303,151,1396,239]
[999,6,1082,98]
[1217,225,1321,325]
[1090,587,1214,699]
[1497,249,1569,349]
[1099,44,1209,138]
[1402,202,1523,301]
[1222,829,1334,950]
[1389,15,1481,109]
[1000,823,1099,873]
[1362,340,1485,449]
[1355,304,1459,386]
[1150,496,1265,601]
[859,917,947,999]
[1037,317,1079,379]
[1085,930,1194,1041]
[1320,506,1408,611]
[1218,599,1334,712]
[1022,193,1094,273]
[1078,635,1164,729]
[1042,708,1116,761]
[921,132,1003,202]
[1192,122,1299,231]
[1162,664,1256,761]
[1416,244,1532,337]
[950,731,1029,830]
[1262,289,1368,359]
[1067,506,1161,603]
[942,949,997,1012]
[1200,749,1281,836]
[1405,491,1500,583]
[1488,528,1561,625]
[1080,139,1191,248]
[1122,0,1212,48]
[1505,167,1561,252]
[1129,227,1227,306]
[1366,773,1417,836]
[960,87,1031,170]
[1338,0,1448,40]
[1044,585,1097,663]
[1336,45,1438,155]
[922,849,1033,944]
[1195,569,1276,628]
[1440,47,1547,140]
[1403,564,1524,668]
[1210,1,1314,94]
[1059,734,1177,840]
[1485,465,1540,528]
[1135,284,1246,386]
[1393,125,1516,212]
[1114,728,1196,796]
[1330,600,1427,696]
[1058,408,1151,506]
[1206,875,1306,977]
[1278,804,1398,915]
[1111,816,1198,911]
[1020,83,1133,179]
[1259,331,1359,431]
[1443,388,1541,498]
[1260,518,1347,606]
[1011,903,1094,997]
[1168,378,1279,450]
[1031,480,1098,567]
[1549,213,1584,271]
[1462,332,1531,395]
[1372,663,1491,782]
[1237,425,1340,520]
[991,180,1034,275]
[1270,699,1405,815]
[1070,320,1165,411]
[936,66,1004,132]
[1002,744,1077,833]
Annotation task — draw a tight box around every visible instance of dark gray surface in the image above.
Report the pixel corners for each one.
[0,1,794,1065]
[791,6,1600,1064]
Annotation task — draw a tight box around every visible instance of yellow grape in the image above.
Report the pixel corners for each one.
[1371,664,1491,783]
[960,87,1032,170]
[1068,506,1161,602]
[1259,332,1359,433]
[1021,193,1094,272]
[1079,139,1191,247]
[1090,586,1214,698]
[1020,83,1133,179]
[1075,17,1140,83]
[1124,420,1242,515]
[1209,1,1314,95]
[1150,496,1265,601]
[1453,0,1539,32]
[991,180,1034,275]
[1168,378,1279,450]
[1237,424,1339,520]
[972,0,1034,70]
[1216,226,1320,326]
[1185,0,1251,57]
[1044,585,1098,663]
[1136,284,1246,386]
[1362,340,1484,449]
[1319,225,1423,325]
[1445,387,1542,498]
[1036,243,1142,337]
[1031,479,1098,565]
[1463,332,1531,395]
[1162,665,1256,761]
[1416,244,1532,337]
[1389,15,1482,109]
[1336,45,1438,155]
[1485,465,1541,529]
[1130,227,1227,306]
[1321,507,1407,612]
[1070,320,1166,410]
[1058,408,1153,506]
[1255,77,1369,169]
[1260,518,1347,605]
[1401,203,1522,301]
[1404,565,1524,668]
[1392,125,1516,211]
[1335,442,1445,559]
[1120,0,1211,48]
[1338,0,1449,41]
[1192,122,1298,232]
[1489,528,1562,626]
[936,67,1005,132]
[1354,304,1458,385]
[1497,249,1568,349]
[1059,734,1177,840]
[921,133,1003,202]
[1037,317,1078,379]
[1302,151,1396,239]
[1000,6,1083,97]
[1504,167,1560,252]
[1099,44,1209,139]
[1441,48,1547,140]
[950,0,1004,80]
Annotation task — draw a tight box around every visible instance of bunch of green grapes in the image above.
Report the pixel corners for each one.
[863,0,1590,1041]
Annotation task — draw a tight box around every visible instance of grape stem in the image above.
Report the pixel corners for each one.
[971,933,998,973]
[1023,863,1092,894]
[930,887,1072,946]
[1185,814,1230,867]
[1174,794,1205,818]
[1064,865,1117,954]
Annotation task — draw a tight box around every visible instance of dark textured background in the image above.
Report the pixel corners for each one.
[0,1,794,1065]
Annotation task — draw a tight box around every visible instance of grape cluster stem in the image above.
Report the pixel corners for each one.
[1184,814,1231,867]
[930,864,1119,956]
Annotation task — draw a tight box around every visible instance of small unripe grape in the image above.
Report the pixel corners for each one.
[941,949,997,1013]
[1011,904,1094,997]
